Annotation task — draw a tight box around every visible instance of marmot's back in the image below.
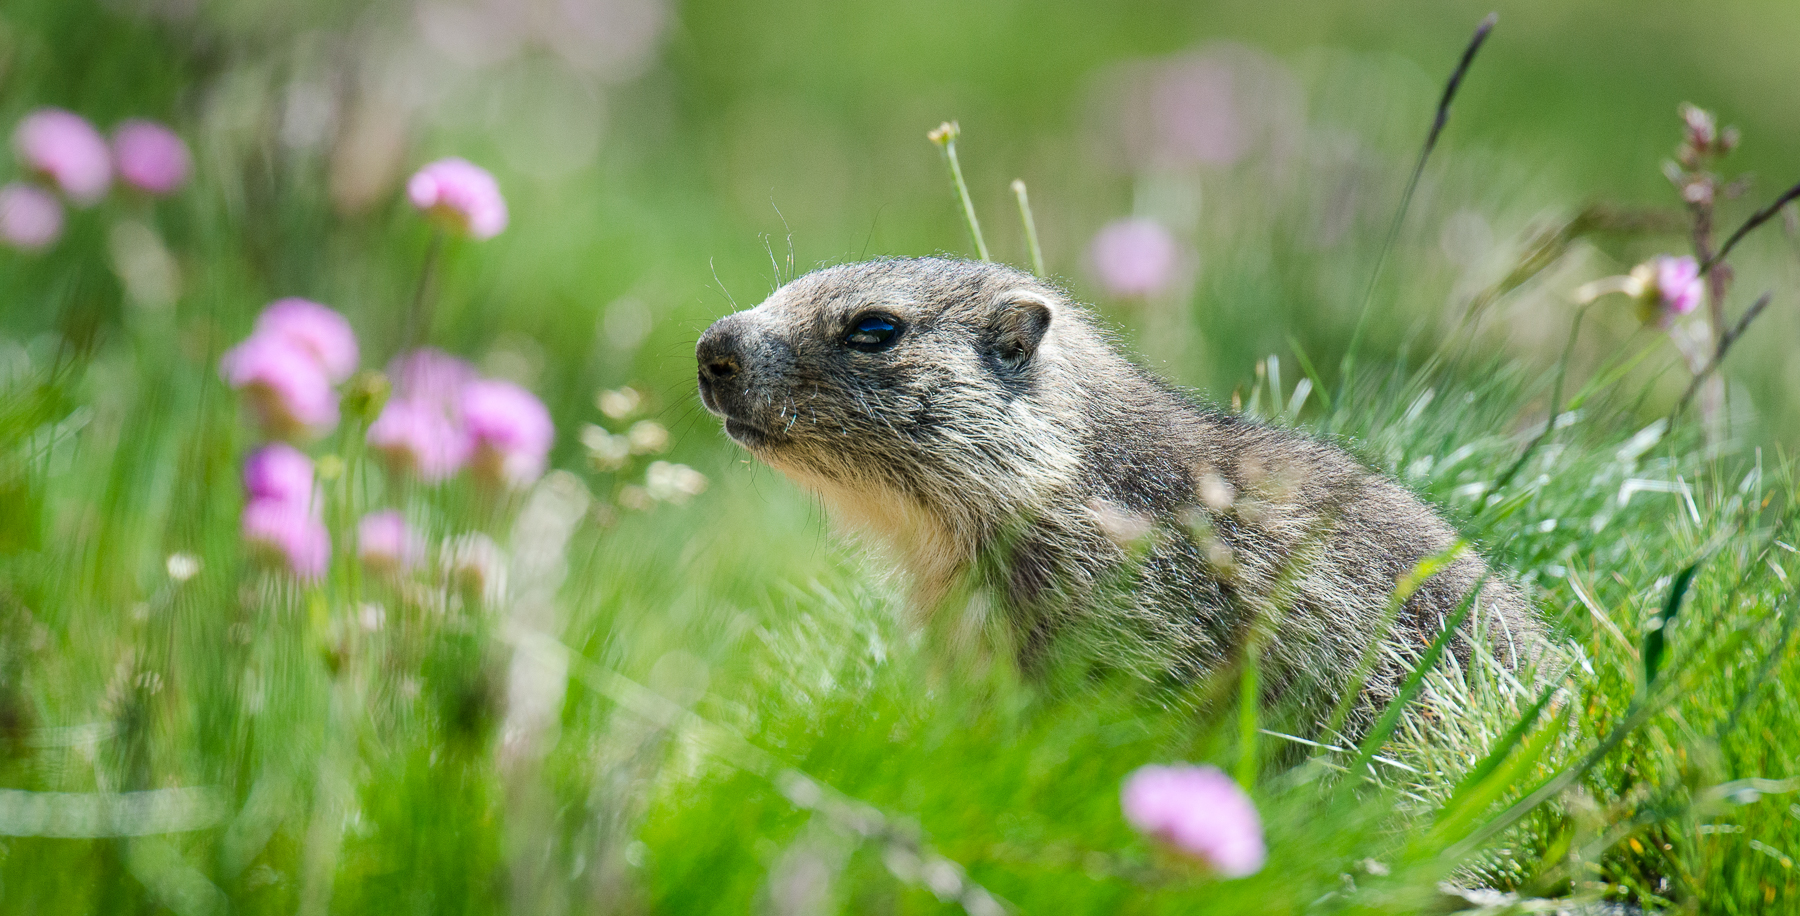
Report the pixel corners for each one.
[696,257,1539,727]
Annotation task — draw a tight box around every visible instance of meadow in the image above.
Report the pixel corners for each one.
[2,0,1800,913]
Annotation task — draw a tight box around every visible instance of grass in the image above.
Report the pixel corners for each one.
[6,321,1797,913]
[4,1,1800,913]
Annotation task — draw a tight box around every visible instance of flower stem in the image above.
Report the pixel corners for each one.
[399,228,445,354]
[929,122,989,261]
[1011,179,1045,277]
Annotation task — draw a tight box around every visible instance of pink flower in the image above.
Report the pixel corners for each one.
[111,119,192,195]
[1096,44,1301,173]
[367,397,472,482]
[13,108,112,205]
[243,443,315,507]
[407,157,507,239]
[368,349,483,482]
[461,378,554,487]
[242,498,331,580]
[1121,764,1265,877]
[358,510,424,575]
[1619,254,1704,327]
[220,334,340,439]
[1653,255,1702,317]
[1090,218,1181,298]
[254,298,360,382]
[0,182,64,251]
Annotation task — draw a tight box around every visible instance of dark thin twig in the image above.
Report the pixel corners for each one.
[1704,179,1800,272]
[1338,12,1498,397]
[1673,291,1773,416]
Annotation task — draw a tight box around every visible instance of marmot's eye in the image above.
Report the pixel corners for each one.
[843,313,902,352]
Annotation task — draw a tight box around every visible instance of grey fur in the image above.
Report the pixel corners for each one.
[697,257,1539,727]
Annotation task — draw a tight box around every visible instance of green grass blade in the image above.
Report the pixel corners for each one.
[1339,575,1482,788]
[1236,650,1259,788]
[1321,542,1468,742]
[1427,691,1567,849]
[1642,560,1700,692]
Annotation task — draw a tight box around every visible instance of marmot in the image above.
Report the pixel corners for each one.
[697,257,1538,727]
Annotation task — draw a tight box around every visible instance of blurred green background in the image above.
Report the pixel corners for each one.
[7,0,1799,447]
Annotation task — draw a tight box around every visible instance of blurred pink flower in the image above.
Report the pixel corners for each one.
[390,347,477,404]
[368,397,472,482]
[242,498,331,580]
[1092,44,1302,174]
[1653,255,1702,317]
[254,298,360,382]
[358,509,425,575]
[461,378,553,487]
[1612,254,1704,327]
[0,182,64,251]
[13,108,112,205]
[243,443,315,507]
[1121,764,1265,877]
[1090,218,1180,298]
[221,334,340,439]
[368,348,483,482]
[407,157,507,239]
[111,119,192,195]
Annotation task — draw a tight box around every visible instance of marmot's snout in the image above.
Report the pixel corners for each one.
[696,311,787,449]
[694,315,743,409]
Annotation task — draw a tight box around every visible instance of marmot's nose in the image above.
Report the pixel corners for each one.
[696,319,744,382]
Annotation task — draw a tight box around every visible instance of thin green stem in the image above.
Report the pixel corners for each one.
[1011,179,1045,276]
[399,229,445,354]
[929,122,989,261]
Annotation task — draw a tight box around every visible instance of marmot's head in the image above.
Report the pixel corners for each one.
[696,258,1092,527]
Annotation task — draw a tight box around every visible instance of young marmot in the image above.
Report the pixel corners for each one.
[697,257,1537,725]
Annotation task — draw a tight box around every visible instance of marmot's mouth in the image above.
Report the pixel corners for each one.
[724,417,777,449]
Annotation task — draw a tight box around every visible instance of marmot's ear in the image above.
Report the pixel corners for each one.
[989,289,1053,369]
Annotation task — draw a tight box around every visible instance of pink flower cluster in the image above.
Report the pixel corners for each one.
[221,299,360,440]
[240,444,330,579]
[1121,763,1266,877]
[2,108,190,252]
[368,348,553,488]
[215,148,544,584]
